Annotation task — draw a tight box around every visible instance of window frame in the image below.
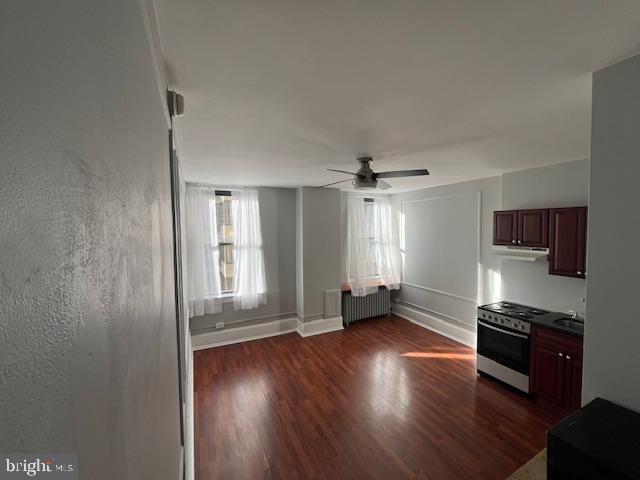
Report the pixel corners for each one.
[215,190,235,297]
[363,197,382,278]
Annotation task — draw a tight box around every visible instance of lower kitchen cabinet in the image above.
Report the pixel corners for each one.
[564,354,583,411]
[530,326,583,414]
[531,342,565,405]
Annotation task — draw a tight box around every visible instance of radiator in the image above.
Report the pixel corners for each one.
[342,287,390,327]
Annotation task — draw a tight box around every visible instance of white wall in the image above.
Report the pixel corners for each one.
[296,187,342,321]
[583,52,640,412]
[391,159,589,340]
[190,187,297,333]
[500,160,589,316]
[296,188,305,314]
[0,1,181,478]
[391,176,501,333]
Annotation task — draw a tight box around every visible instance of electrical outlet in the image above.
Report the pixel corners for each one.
[216,321,224,330]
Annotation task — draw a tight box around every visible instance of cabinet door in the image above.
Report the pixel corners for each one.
[493,210,518,245]
[531,342,565,406]
[518,209,549,247]
[564,354,583,412]
[549,207,587,278]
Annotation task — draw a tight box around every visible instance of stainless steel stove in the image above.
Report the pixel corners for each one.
[476,302,555,394]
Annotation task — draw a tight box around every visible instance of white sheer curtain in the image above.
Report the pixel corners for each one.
[346,194,401,296]
[346,195,379,296]
[185,185,223,317]
[232,189,267,310]
[370,196,401,290]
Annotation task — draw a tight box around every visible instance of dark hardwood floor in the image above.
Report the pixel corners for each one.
[194,316,563,479]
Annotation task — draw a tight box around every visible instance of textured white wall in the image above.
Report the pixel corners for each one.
[0,1,181,478]
[583,53,640,412]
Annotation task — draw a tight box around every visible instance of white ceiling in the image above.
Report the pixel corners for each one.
[156,0,640,193]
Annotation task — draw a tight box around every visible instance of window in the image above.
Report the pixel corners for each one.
[215,191,234,294]
[364,198,379,276]
[345,194,401,296]
[186,185,267,317]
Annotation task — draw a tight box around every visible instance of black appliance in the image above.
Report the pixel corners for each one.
[548,397,640,479]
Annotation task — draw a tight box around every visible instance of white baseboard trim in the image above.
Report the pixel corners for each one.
[392,303,476,348]
[297,316,344,337]
[191,317,298,351]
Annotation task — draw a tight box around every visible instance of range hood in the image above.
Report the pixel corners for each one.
[492,245,549,262]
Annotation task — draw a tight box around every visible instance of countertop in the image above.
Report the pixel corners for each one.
[529,312,584,337]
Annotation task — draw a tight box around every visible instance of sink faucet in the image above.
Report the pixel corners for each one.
[568,309,578,319]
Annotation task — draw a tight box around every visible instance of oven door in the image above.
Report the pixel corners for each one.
[477,320,530,375]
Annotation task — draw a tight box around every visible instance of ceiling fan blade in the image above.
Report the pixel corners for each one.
[376,169,430,178]
[319,178,353,188]
[327,168,358,176]
[377,179,392,190]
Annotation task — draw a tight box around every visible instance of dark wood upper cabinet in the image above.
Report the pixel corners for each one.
[493,210,518,245]
[518,209,549,247]
[494,208,548,247]
[549,207,587,278]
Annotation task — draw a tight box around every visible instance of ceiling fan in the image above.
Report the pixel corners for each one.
[320,156,429,190]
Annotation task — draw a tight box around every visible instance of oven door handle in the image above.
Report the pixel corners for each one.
[478,320,529,339]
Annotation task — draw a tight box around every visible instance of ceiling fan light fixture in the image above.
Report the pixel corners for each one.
[353,178,378,190]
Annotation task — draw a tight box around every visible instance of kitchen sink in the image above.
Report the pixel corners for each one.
[553,317,584,332]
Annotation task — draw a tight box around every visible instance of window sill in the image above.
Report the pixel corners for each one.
[203,293,236,304]
[219,293,235,304]
[341,278,386,292]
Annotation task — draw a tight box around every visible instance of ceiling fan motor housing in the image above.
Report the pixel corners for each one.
[354,156,378,189]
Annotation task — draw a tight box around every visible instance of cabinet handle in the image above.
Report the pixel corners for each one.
[566,355,571,360]
[577,271,582,275]
[558,352,564,357]
[517,240,522,244]
[512,240,516,244]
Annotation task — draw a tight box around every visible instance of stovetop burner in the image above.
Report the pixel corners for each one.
[488,302,519,311]
[479,302,551,321]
